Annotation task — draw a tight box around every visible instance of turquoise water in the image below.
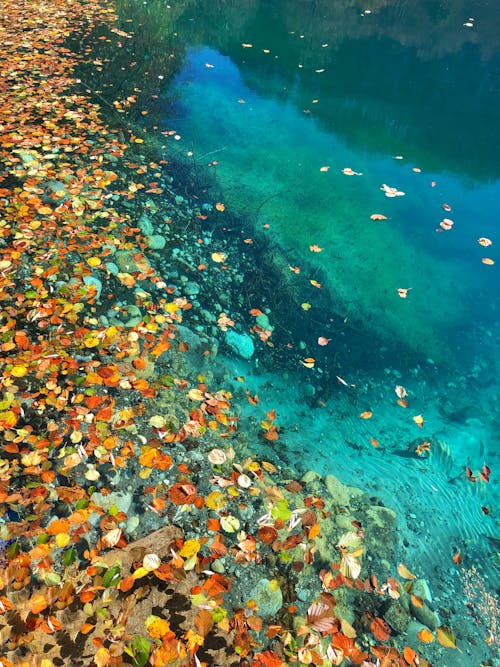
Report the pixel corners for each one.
[82,0,499,662]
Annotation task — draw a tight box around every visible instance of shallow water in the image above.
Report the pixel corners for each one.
[82,0,499,662]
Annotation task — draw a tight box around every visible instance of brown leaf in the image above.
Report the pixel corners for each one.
[194,609,214,638]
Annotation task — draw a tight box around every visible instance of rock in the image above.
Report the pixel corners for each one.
[105,262,119,276]
[225,330,255,359]
[383,600,410,634]
[253,579,283,616]
[174,325,218,367]
[413,579,433,603]
[301,470,321,484]
[83,275,102,299]
[139,213,154,236]
[147,234,166,250]
[410,600,441,629]
[255,313,273,331]
[364,505,398,556]
[324,474,363,506]
[184,281,200,296]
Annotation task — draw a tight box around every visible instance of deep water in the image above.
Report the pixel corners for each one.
[78,0,500,663]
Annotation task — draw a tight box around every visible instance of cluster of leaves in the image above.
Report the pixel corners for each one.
[0,1,463,666]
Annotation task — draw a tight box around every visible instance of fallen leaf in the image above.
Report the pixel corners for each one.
[397,563,417,579]
[436,625,458,649]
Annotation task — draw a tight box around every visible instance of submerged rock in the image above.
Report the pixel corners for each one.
[225,330,255,359]
[147,234,166,250]
[253,578,283,616]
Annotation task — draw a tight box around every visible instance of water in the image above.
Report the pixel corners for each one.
[79,0,500,662]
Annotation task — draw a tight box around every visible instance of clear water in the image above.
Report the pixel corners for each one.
[85,0,500,662]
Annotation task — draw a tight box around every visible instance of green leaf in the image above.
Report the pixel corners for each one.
[75,499,89,510]
[211,607,227,623]
[124,636,151,667]
[6,541,19,559]
[271,498,291,521]
[103,564,121,588]
[62,546,76,566]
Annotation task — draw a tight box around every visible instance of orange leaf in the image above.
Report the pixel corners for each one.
[168,483,197,505]
[117,576,135,592]
[46,518,70,535]
[417,628,434,643]
[30,593,48,614]
[132,357,147,370]
[360,410,373,419]
[194,609,214,637]
[95,406,113,421]
[370,616,391,641]
[206,518,221,531]
[403,646,417,664]
[95,647,110,667]
[80,623,95,635]
[308,523,321,540]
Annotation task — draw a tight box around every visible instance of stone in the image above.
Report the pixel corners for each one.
[83,275,102,299]
[184,281,200,296]
[105,262,119,276]
[413,579,433,603]
[147,234,166,250]
[255,312,273,331]
[253,578,283,616]
[383,600,410,634]
[324,474,363,506]
[364,505,398,556]
[301,470,321,484]
[139,213,154,236]
[225,330,255,359]
[410,600,441,629]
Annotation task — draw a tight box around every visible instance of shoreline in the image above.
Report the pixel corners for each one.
[0,1,497,666]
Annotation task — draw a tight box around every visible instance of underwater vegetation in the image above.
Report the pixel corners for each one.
[0,1,498,667]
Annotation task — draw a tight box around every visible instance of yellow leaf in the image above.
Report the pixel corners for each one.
[188,388,205,401]
[179,538,201,558]
[87,257,101,267]
[211,251,226,263]
[147,616,171,639]
[11,365,28,378]
[308,523,321,540]
[206,491,226,510]
[417,628,434,643]
[55,533,71,548]
[215,202,225,211]
[132,567,150,579]
[436,625,458,649]
[95,647,110,667]
[397,563,417,580]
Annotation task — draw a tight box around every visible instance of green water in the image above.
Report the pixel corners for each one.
[149,0,499,365]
